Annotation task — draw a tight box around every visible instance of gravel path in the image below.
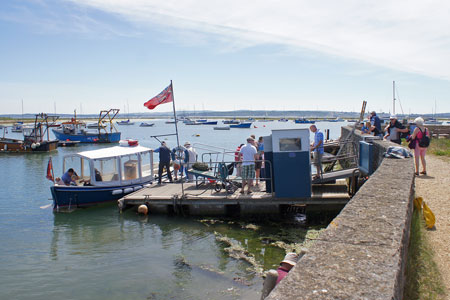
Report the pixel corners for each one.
[415,154,450,294]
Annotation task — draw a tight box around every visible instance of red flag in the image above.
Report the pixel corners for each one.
[144,84,173,110]
[46,157,54,182]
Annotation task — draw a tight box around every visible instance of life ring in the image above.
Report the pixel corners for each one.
[174,147,186,162]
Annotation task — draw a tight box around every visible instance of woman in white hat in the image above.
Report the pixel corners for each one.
[410,117,430,176]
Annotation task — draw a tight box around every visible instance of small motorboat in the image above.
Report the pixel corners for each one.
[50,143,154,211]
[230,122,252,128]
[223,119,240,124]
[201,121,218,125]
[139,122,155,127]
[213,126,230,130]
[294,118,315,124]
[117,119,135,125]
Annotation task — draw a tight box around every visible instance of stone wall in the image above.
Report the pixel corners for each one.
[266,126,415,300]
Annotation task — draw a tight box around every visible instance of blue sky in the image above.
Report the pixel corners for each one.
[1,0,449,115]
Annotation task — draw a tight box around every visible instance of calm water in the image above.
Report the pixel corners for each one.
[0,120,346,300]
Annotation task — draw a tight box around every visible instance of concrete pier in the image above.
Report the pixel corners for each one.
[266,126,415,300]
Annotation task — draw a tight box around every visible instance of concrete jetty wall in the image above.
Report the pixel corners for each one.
[266,126,415,300]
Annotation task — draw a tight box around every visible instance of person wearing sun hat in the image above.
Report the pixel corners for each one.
[384,115,408,144]
[276,252,299,284]
[184,141,197,181]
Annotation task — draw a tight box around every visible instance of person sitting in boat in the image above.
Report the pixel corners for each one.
[94,168,103,182]
[61,168,79,186]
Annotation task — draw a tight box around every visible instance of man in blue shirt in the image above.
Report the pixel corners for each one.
[154,141,173,184]
[369,111,383,137]
[61,168,78,185]
[310,125,324,180]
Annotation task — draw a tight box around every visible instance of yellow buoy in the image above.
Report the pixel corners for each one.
[138,204,148,215]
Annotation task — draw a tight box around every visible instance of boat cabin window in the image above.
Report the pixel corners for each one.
[93,157,119,182]
[279,138,302,152]
[121,154,139,181]
[140,151,152,178]
[63,156,90,182]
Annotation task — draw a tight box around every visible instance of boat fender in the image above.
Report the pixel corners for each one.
[133,185,143,191]
[36,142,41,147]
[31,143,36,149]
[123,187,134,194]
[143,184,151,188]
[138,204,148,215]
[112,189,123,195]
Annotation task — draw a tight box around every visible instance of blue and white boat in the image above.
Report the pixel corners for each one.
[223,119,240,125]
[201,121,218,125]
[230,122,252,128]
[294,118,315,124]
[50,144,154,210]
[139,122,155,127]
[117,119,135,125]
[52,109,121,143]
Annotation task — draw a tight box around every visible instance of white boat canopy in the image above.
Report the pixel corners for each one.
[74,145,153,160]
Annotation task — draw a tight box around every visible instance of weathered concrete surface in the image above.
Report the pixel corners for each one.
[266,127,415,300]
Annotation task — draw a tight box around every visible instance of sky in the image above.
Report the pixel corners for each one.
[1,0,449,115]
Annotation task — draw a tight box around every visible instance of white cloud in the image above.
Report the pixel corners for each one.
[65,0,450,80]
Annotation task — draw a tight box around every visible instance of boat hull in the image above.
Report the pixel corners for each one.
[294,119,315,124]
[51,182,150,210]
[230,123,252,128]
[52,129,121,143]
[0,139,58,152]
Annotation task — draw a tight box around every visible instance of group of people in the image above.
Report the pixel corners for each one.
[362,111,430,176]
[154,141,197,184]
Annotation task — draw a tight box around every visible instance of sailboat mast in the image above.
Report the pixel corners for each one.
[392,81,396,115]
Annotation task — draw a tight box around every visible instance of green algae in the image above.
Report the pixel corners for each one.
[198,217,327,275]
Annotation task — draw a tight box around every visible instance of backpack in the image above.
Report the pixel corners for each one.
[418,128,430,148]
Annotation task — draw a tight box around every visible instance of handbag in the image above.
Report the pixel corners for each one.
[407,136,416,149]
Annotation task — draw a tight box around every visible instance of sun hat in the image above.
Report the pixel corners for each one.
[390,115,397,119]
[184,141,191,146]
[281,252,298,266]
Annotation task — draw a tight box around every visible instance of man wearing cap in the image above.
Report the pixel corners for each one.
[154,141,173,184]
[184,142,197,181]
[384,115,408,144]
[369,111,383,137]
[276,252,299,285]
[239,137,258,194]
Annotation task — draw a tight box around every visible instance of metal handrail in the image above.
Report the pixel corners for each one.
[189,158,274,197]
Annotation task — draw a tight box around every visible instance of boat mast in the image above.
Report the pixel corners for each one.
[392,81,396,115]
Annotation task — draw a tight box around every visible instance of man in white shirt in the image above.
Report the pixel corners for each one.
[239,137,258,194]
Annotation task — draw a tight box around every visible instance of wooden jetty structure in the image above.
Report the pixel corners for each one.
[118,180,351,215]
[119,128,365,216]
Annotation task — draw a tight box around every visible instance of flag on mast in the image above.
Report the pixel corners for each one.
[144,83,174,110]
[46,157,54,182]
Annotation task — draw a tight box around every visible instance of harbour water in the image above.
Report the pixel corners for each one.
[0,120,348,300]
